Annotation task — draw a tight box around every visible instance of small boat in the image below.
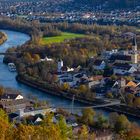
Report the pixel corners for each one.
[8,63,16,72]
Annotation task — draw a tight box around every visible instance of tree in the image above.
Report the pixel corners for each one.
[96,114,109,129]
[77,125,89,140]
[51,74,58,83]
[79,85,88,94]
[81,107,96,125]
[33,54,40,63]
[14,124,35,140]
[0,109,10,140]
[109,112,119,129]
[58,116,73,140]
[133,98,140,108]
[126,94,135,106]
[61,83,70,91]
[0,86,4,96]
[106,92,113,99]
[114,114,131,133]
[127,123,140,140]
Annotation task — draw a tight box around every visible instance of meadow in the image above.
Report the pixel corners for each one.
[40,32,85,45]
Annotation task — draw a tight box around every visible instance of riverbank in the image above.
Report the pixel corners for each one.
[16,75,140,120]
[16,75,109,106]
[104,105,140,119]
[0,32,7,45]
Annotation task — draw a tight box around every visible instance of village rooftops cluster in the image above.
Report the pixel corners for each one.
[0,0,139,26]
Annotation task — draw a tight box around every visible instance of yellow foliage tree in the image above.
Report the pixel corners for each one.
[62,83,70,91]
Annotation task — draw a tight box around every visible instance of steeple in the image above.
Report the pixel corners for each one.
[131,35,138,64]
[132,35,137,52]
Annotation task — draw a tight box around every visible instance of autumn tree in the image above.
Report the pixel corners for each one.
[81,107,96,126]
[133,98,140,108]
[58,116,73,140]
[33,54,40,63]
[76,125,89,140]
[0,109,10,140]
[61,83,70,91]
[0,86,4,95]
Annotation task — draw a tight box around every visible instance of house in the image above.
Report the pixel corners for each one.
[0,99,30,113]
[25,114,43,125]
[0,93,24,101]
[59,78,77,87]
[93,87,108,97]
[131,71,140,80]
[109,54,131,63]
[88,81,100,89]
[113,63,137,75]
[93,60,106,70]
[8,113,19,122]
[126,80,140,88]
[17,108,56,118]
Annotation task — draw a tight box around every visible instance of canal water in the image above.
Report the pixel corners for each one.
[0,30,139,124]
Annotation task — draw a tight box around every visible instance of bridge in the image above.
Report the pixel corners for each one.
[55,100,121,110]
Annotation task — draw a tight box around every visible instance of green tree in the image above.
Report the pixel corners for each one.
[96,114,109,129]
[58,116,73,140]
[114,114,131,133]
[81,107,96,125]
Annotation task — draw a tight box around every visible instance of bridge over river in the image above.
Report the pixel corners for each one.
[55,100,121,109]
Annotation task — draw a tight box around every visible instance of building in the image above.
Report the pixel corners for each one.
[109,54,131,63]
[131,36,138,64]
[0,93,23,101]
[93,60,106,70]
[126,80,140,88]
[113,63,137,75]
[17,108,56,118]
[0,99,30,113]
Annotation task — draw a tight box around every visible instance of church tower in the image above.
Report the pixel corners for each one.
[131,36,138,64]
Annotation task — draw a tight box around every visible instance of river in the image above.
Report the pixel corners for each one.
[0,30,139,124]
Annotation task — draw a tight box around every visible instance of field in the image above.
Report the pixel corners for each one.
[40,32,85,45]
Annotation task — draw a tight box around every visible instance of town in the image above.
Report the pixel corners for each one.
[0,0,140,25]
[0,0,140,139]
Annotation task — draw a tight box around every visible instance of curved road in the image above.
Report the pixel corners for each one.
[0,30,139,124]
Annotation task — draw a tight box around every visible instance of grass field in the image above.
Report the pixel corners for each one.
[40,32,85,45]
